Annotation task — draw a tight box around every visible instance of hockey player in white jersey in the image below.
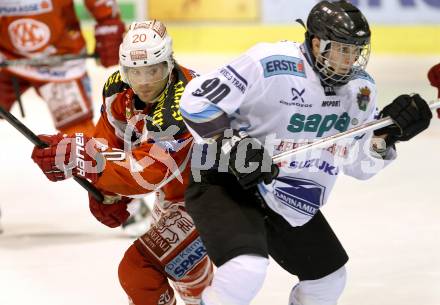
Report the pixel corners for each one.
[179,1,433,305]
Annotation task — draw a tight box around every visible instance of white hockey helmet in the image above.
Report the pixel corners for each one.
[119,20,174,85]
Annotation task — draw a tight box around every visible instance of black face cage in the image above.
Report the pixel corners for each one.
[315,39,371,86]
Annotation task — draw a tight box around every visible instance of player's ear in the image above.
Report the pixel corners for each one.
[311,37,320,56]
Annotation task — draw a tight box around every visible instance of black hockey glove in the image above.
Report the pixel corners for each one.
[218,129,279,190]
[374,94,432,147]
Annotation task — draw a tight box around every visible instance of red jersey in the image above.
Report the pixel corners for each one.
[0,1,120,81]
[93,65,197,202]
[0,0,119,58]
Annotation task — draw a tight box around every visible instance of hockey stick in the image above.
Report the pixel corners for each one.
[11,76,25,118]
[0,53,98,119]
[0,105,104,202]
[0,53,98,68]
[272,100,440,163]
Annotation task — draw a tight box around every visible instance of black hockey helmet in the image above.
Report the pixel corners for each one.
[305,1,371,86]
[307,0,370,46]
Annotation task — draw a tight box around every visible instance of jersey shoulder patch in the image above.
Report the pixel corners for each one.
[247,42,306,79]
[103,71,128,98]
[260,54,306,78]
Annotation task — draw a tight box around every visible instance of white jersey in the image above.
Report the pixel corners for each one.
[180,41,396,227]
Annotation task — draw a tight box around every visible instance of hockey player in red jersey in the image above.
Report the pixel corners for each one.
[0,0,125,136]
[31,20,213,305]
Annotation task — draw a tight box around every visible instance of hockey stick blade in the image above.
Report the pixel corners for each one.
[272,100,440,163]
[0,53,98,68]
[0,106,104,202]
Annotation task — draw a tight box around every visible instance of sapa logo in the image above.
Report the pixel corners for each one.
[287,112,350,137]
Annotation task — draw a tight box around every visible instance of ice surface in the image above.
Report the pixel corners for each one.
[1,55,439,305]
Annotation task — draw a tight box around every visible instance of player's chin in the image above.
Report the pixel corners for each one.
[137,92,156,103]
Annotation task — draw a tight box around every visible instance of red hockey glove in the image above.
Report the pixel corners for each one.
[94,18,125,67]
[427,63,440,118]
[31,133,102,183]
[89,193,132,228]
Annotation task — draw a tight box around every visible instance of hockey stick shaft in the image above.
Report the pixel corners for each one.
[0,106,104,202]
[272,100,440,163]
[0,53,98,68]
[11,76,25,118]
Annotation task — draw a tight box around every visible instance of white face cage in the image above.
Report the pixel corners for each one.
[315,39,371,86]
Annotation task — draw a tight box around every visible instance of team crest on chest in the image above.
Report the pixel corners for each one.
[357,86,371,111]
[8,18,50,51]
